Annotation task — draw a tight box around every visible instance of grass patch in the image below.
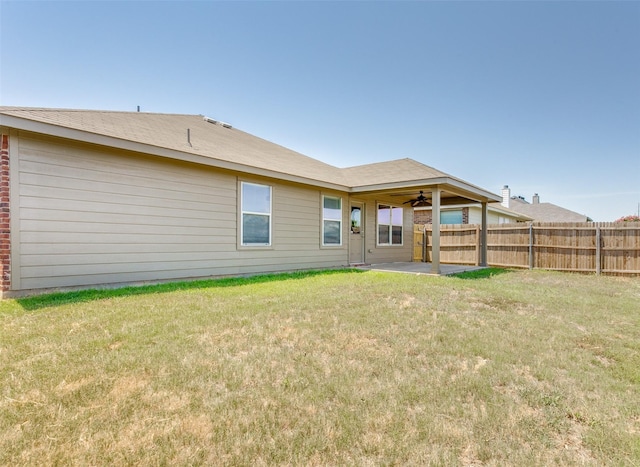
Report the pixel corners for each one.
[1,269,638,465]
[452,267,510,280]
[10,268,360,311]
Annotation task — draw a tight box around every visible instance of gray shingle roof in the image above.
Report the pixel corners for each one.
[0,107,501,202]
[342,158,449,187]
[0,107,349,187]
[509,198,588,222]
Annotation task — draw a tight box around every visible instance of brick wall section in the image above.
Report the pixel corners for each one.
[413,207,469,225]
[0,134,10,291]
[414,209,432,224]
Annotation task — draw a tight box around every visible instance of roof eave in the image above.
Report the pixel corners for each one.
[351,177,502,203]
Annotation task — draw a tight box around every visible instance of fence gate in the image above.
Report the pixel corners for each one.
[413,225,425,262]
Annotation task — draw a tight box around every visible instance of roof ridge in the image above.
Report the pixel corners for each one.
[343,157,455,179]
[0,106,202,118]
[342,157,411,169]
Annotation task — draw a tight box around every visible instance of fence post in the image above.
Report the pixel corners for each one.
[528,223,534,270]
[596,226,601,275]
[475,225,480,266]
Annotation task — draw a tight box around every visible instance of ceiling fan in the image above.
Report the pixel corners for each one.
[392,190,431,207]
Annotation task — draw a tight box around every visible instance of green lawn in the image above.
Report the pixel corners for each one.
[1,269,638,465]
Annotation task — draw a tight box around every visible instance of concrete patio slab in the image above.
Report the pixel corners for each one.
[357,262,486,276]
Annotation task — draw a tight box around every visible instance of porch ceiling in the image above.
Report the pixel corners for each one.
[351,179,501,206]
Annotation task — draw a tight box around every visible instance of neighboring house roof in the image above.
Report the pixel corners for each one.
[487,202,533,221]
[0,107,501,204]
[508,197,588,222]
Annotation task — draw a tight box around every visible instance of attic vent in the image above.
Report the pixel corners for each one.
[203,116,232,129]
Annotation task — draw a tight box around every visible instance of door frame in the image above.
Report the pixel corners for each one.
[349,201,365,264]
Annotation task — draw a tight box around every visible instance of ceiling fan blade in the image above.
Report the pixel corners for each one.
[412,199,431,207]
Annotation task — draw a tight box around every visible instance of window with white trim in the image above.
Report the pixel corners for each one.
[322,195,342,246]
[241,182,272,246]
[377,204,403,245]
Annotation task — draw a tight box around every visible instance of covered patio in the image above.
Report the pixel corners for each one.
[346,159,502,274]
[358,262,486,276]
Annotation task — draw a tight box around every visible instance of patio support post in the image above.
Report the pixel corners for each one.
[431,188,441,274]
[480,201,488,267]
[596,226,601,275]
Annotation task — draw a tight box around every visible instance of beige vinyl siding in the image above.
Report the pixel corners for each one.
[468,207,516,225]
[358,196,414,264]
[14,132,348,291]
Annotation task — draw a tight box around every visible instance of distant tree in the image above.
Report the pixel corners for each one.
[614,215,640,223]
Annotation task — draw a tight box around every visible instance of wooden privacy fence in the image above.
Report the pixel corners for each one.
[414,222,640,276]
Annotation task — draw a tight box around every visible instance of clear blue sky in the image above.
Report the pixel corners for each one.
[1,1,638,221]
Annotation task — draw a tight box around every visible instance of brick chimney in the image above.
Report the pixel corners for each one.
[501,185,511,208]
[532,193,540,204]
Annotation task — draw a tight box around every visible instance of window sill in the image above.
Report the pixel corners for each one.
[238,244,274,250]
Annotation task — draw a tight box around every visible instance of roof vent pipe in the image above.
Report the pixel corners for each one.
[532,193,540,204]
[187,128,192,147]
